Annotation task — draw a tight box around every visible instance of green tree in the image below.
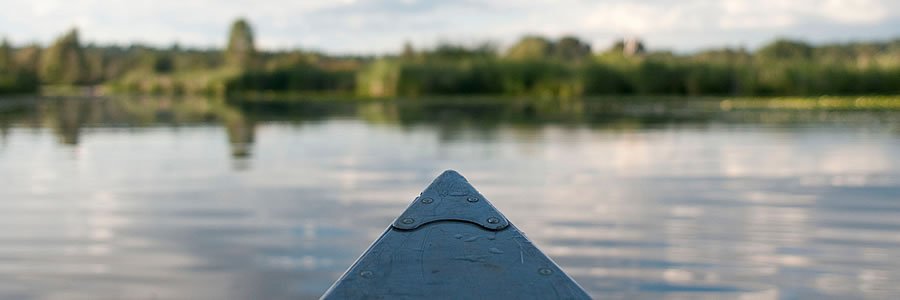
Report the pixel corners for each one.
[82,45,108,83]
[14,45,41,74]
[40,29,88,84]
[506,36,553,60]
[225,18,257,69]
[401,41,416,59]
[0,38,12,70]
[605,38,646,56]
[757,39,813,61]
[554,36,591,61]
[154,52,174,73]
[0,38,40,94]
[428,42,495,60]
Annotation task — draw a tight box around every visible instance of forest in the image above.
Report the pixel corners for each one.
[2,19,899,98]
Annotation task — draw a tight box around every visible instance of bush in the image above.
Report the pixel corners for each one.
[0,69,39,95]
[226,64,355,93]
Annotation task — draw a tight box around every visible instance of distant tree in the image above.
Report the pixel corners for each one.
[40,29,88,84]
[0,38,12,70]
[402,41,416,59]
[154,53,174,73]
[607,41,625,54]
[757,39,812,60]
[429,42,496,60]
[693,48,751,64]
[553,36,591,61]
[624,38,645,56]
[1,38,40,94]
[225,18,257,69]
[606,38,646,56]
[13,45,41,74]
[83,48,106,83]
[506,36,553,60]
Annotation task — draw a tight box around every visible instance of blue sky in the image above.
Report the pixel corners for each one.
[2,0,898,54]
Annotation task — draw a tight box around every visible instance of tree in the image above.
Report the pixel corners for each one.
[225,18,257,69]
[757,39,812,60]
[0,38,11,70]
[429,42,496,59]
[1,38,39,94]
[154,53,174,73]
[40,29,88,84]
[623,38,645,56]
[553,36,591,61]
[401,41,415,59]
[13,45,41,74]
[506,36,553,60]
[606,38,646,56]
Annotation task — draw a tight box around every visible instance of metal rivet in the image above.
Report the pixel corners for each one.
[401,218,415,224]
[539,268,553,275]
[421,198,433,204]
[467,197,479,202]
[487,217,500,224]
[359,270,373,278]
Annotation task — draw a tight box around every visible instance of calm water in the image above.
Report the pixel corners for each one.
[1,96,899,299]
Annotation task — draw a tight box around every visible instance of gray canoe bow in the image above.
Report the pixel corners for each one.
[321,170,591,299]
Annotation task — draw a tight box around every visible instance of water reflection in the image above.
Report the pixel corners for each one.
[0,96,899,299]
[3,96,898,159]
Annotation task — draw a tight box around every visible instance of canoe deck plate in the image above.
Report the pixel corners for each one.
[391,171,509,231]
[321,170,591,299]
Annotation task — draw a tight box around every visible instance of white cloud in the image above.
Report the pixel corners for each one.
[584,3,685,34]
[0,0,897,53]
[719,0,799,29]
[720,0,889,29]
[819,0,888,24]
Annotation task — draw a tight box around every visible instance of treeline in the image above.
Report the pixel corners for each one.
[354,37,900,97]
[219,35,900,98]
[1,19,899,97]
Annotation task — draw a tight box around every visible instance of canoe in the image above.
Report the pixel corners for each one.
[321,170,591,299]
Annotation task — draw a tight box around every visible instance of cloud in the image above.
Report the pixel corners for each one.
[720,0,889,29]
[583,2,709,34]
[818,0,889,24]
[0,0,897,53]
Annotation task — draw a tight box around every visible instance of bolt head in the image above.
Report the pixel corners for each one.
[401,218,415,224]
[487,217,500,224]
[421,198,434,204]
[359,270,374,278]
[538,268,553,275]
[467,197,479,202]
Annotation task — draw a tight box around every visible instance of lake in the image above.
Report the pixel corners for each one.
[1,96,899,299]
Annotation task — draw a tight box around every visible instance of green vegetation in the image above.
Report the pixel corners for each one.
[506,35,591,61]
[0,38,40,94]
[1,19,898,98]
[39,29,88,85]
[225,19,257,70]
[3,95,897,151]
[720,96,900,110]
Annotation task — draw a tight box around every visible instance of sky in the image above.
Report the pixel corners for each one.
[1,0,899,54]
